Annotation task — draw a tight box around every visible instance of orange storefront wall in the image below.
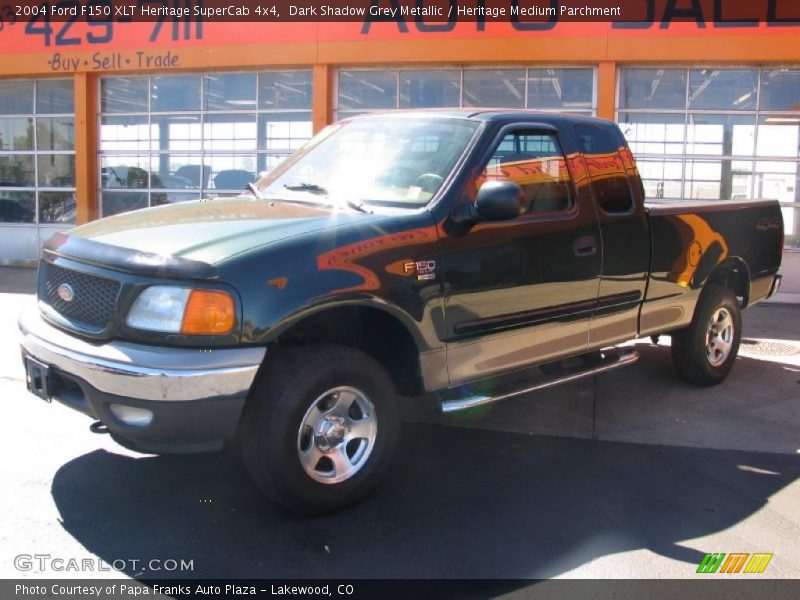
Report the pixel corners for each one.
[1,18,800,223]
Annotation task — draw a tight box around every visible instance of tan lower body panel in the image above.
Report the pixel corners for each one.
[445,317,590,388]
[638,288,701,338]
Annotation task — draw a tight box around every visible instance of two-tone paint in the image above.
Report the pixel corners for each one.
[46,111,783,397]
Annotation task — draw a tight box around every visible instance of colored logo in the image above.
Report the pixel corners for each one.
[696,552,773,574]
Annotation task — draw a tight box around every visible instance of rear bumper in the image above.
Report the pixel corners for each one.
[19,305,265,453]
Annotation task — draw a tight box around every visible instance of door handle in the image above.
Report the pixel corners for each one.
[573,235,597,257]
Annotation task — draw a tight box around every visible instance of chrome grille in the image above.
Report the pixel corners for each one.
[42,262,120,331]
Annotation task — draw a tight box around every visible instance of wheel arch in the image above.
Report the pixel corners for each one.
[706,256,751,307]
[262,300,428,397]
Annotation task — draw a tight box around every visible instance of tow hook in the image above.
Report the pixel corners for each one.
[89,421,109,434]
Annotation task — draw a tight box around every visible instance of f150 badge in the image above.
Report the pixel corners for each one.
[394,260,437,281]
[405,260,437,281]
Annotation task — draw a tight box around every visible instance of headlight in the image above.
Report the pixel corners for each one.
[126,286,189,333]
[126,286,235,335]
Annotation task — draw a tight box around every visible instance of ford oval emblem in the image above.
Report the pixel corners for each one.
[57,283,75,303]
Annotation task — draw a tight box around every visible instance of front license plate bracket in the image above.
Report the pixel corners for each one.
[25,356,52,402]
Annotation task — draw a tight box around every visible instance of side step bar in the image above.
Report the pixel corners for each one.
[439,348,639,414]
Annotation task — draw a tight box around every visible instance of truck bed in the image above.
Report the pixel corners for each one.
[645,197,781,215]
[639,197,783,337]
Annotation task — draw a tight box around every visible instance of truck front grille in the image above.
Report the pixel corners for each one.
[42,262,121,332]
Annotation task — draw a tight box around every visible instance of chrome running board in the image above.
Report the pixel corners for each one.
[439,348,639,414]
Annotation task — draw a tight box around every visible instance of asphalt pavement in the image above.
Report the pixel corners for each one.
[1,266,799,580]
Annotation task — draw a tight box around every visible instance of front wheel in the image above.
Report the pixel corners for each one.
[240,344,399,515]
[670,284,742,386]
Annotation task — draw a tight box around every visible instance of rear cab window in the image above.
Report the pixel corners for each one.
[574,124,635,215]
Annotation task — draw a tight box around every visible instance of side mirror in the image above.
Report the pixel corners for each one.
[475,180,523,221]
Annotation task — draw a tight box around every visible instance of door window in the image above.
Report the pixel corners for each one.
[477,130,574,215]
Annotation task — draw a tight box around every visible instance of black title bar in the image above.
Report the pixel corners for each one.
[0,0,798,24]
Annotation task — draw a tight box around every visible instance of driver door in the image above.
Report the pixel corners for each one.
[440,125,602,385]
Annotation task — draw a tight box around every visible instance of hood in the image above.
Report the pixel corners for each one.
[69,197,373,265]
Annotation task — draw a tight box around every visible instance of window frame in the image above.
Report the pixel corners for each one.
[334,66,598,120]
[616,65,800,250]
[97,70,313,218]
[0,78,75,226]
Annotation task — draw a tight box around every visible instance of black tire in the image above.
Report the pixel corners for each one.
[670,284,742,386]
[240,343,399,515]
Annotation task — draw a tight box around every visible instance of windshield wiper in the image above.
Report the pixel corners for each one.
[246,182,266,200]
[284,182,371,213]
[284,182,328,195]
[344,199,371,214]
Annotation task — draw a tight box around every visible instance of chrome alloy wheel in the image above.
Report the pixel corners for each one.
[297,386,378,484]
[706,307,734,367]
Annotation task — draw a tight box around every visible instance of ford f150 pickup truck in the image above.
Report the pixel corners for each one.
[20,111,783,514]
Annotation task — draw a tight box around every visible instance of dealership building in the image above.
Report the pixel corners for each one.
[1,14,799,297]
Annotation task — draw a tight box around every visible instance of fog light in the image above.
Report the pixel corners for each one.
[109,404,154,427]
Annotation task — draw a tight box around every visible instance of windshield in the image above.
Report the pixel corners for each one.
[255,116,480,209]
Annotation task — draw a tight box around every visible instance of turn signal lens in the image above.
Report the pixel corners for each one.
[180,290,235,335]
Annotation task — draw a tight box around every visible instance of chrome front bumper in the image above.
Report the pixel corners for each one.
[19,304,266,453]
[19,304,265,403]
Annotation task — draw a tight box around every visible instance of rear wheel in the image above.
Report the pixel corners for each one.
[240,344,399,515]
[670,284,742,386]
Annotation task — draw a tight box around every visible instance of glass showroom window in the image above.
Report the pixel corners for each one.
[0,79,75,225]
[617,67,800,248]
[335,67,596,119]
[99,71,312,217]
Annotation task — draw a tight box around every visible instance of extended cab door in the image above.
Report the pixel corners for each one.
[440,124,603,385]
[572,123,651,347]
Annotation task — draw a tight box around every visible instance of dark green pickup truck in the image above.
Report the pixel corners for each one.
[20,111,783,513]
